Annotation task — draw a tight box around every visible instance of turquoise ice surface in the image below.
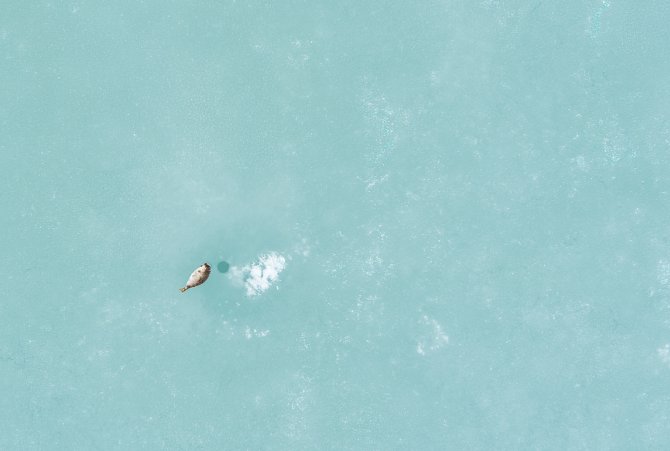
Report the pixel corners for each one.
[2,1,670,449]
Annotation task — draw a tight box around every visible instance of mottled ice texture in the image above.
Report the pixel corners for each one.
[3,1,670,449]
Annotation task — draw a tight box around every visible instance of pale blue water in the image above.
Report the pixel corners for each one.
[2,1,670,449]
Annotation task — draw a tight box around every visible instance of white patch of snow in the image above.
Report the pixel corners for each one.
[658,344,670,365]
[229,252,286,297]
[416,315,449,356]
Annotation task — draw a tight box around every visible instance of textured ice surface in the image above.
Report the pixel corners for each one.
[3,1,670,449]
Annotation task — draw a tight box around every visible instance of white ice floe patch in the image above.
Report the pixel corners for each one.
[416,315,449,356]
[244,326,270,339]
[360,173,389,191]
[229,252,286,297]
[571,155,589,172]
[658,344,670,365]
[292,237,311,258]
[657,259,670,286]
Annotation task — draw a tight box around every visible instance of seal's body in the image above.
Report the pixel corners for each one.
[180,263,211,292]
